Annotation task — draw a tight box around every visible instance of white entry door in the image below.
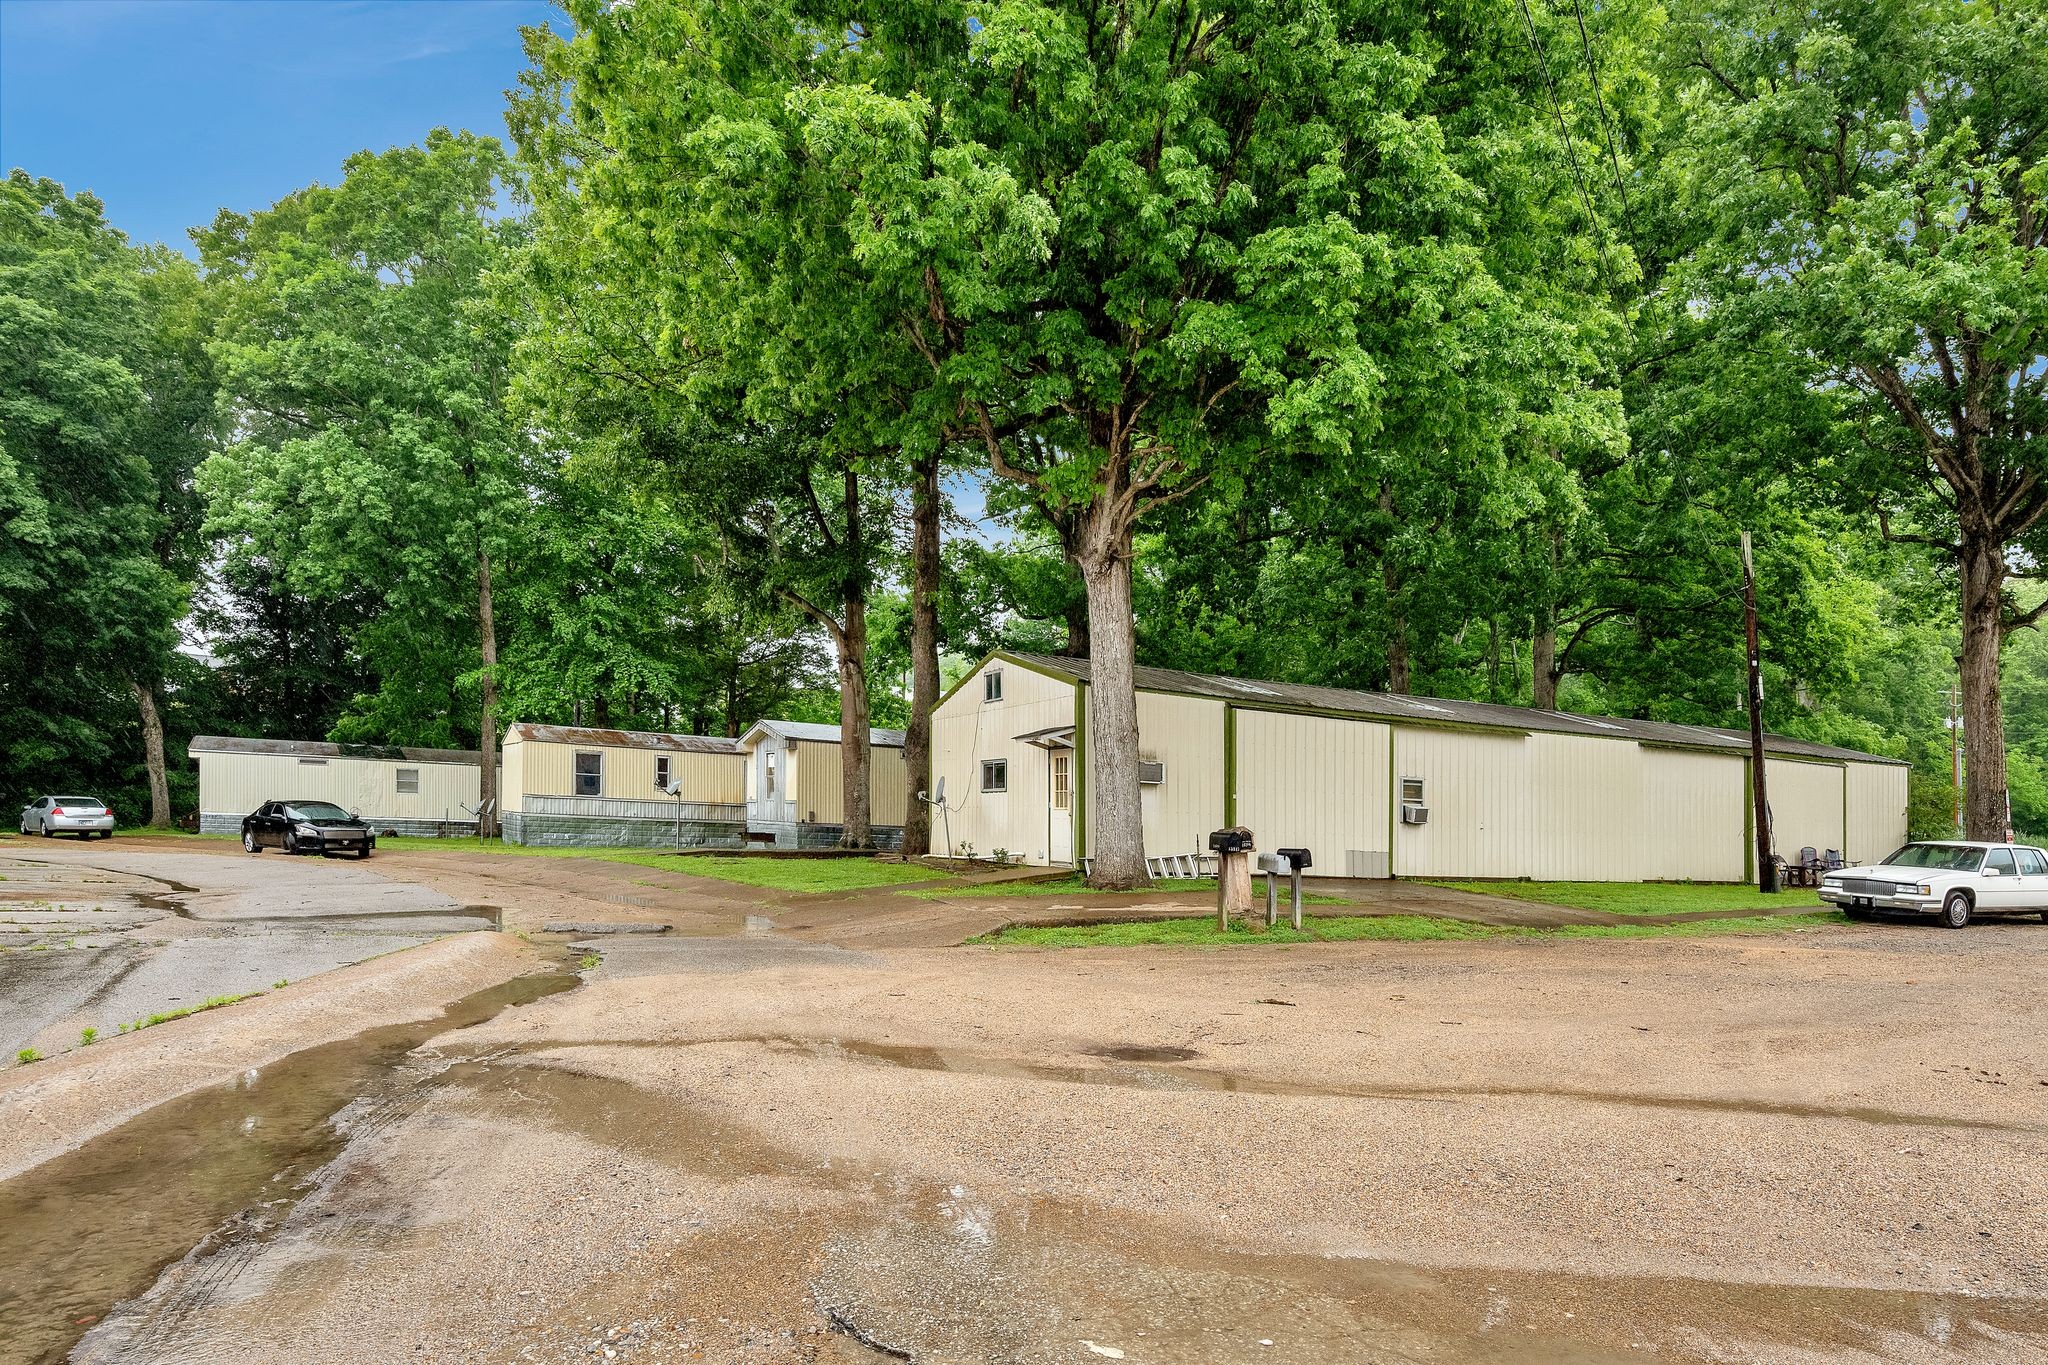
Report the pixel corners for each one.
[1048,749,1073,865]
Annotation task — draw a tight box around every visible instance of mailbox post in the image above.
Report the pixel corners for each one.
[1277,847,1313,930]
[1207,827,1256,930]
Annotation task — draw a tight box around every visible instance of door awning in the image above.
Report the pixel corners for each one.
[1013,724,1076,750]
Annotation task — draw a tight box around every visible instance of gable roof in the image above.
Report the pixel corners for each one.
[503,723,741,756]
[988,652,1906,767]
[187,736,483,765]
[738,719,907,749]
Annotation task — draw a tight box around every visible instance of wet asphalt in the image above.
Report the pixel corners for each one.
[0,842,497,1057]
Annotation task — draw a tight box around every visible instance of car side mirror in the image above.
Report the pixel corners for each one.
[1982,867,2001,877]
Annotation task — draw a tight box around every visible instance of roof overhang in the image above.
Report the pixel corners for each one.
[1014,724,1076,750]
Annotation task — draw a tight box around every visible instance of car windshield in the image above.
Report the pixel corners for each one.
[54,796,102,807]
[1880,844,1984,872]
[286,802,353,821]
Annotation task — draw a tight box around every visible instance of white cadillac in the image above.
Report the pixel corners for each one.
[1820,841,2048,928]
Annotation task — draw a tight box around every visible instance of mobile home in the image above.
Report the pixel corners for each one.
[500,723,746,848]
[737,720,909,849]
[189,736,484,837]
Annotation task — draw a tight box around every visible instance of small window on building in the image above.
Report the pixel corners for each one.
[395,767,420,794]
[297,757,328,766]
[654,755,671,791]
[573,750,602,797]
[984,669,1004,703]
[981,759,1008,793]
[1051,752,1070,810]
[765,751,777,797]
[1401,777,1426,806]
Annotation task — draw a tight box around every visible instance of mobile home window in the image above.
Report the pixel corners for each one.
[573,750,602,797]
[1400,777,1426,806]
[981,759,1008,793]
[654,755,671,791]
[983,670,1003,703]
[765,751,777,796]
[395,767,420,794]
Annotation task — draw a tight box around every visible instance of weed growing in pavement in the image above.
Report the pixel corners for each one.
[579,952,602,970]
[80,1026,97,1046]
[15,1047,39,1065]
[273,979,288,989]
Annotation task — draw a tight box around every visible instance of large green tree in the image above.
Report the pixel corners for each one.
[0,172,199,825]
[198,131,525,832]
[1662,0,2046,838]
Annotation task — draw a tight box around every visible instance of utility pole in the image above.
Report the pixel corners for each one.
[1948,683,1963,837]
[1741,532,1777,892]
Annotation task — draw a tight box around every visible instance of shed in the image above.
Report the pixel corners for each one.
[736,720,908,849]
[929,652,1910,880]
[188,736,485,837]
[500,723,746,848]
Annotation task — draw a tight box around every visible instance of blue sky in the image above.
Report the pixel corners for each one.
[0,0,557,251]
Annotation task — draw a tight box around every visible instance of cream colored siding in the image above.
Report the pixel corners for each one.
[1392,728,1535,878]
[1527,732,1648,880]
[501,737,525,813]
[788,739,908,827]
[1638,748,1745,881]
[1235,710,1390,874]
[1134,691,1226,858]
[514,739,742,803]
[197,751,479,822]
[1767,758,1846,858]
[931,661,1075,863]
[1845,761,1909,864]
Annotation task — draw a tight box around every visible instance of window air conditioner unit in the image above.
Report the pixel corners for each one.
[1401,804,1430,825]
[1137,760,1166,786]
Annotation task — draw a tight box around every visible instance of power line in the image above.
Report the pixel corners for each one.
[1569,0,1635,236]
[1515,0,1620,301]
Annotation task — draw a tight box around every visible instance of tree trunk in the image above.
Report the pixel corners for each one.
[1958,531,2010,840]
[837,464,874,849]
[477,545,500,839]
[1385,609,1412,694]
[591,692,610,728]
[130,677,171,828]
[1531,623,1558,710]
[1075,502,1148,889]
[901,449,942,855]
[1062,598,1090,657]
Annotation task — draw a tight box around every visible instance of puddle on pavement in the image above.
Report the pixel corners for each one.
[0,967,574,1365]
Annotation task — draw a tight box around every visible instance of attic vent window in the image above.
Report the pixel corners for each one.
[983,670,1004,703]
[1138,760,1166,786]
[395,767,420,794]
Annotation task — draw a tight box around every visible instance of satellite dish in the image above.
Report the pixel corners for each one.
[664,781,682,796]
[933,776,946,804]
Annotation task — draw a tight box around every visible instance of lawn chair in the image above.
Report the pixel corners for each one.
[1822,849,1844,870]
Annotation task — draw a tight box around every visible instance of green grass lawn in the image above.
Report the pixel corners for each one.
[978,909,1849,949]
[903,873,1347,903]
[1426,880,1824,915]
[664,855,946,892]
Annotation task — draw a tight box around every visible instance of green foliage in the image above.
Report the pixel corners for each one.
[1426,881,1824,915]
[980,910,1848,947]
[673,856,945,893]
[79,1026,97,1046]
[15,1047,39,1065]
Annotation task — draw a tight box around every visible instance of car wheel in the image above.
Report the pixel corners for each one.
[243,830,261,853]
[355,846,372,860]
[284,832,300,855]
[1940,891,1972,929]
[40,823,52,838]
[1844,905,1872,921]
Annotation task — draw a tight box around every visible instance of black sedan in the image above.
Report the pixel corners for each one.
[241,800,375,858]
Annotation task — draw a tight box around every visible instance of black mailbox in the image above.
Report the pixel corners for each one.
[1277,847,1313,872]
[1207,827,1255,855]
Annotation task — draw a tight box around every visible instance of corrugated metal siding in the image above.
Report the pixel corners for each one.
[517,740,743,804]
[931,660,1075,863]
[1639,748,1745,881]
[196,751,480,823]
[1392,729,1533,878]
[1234,710,1390,871]
[1133,691,1227,859]
[1767,758,1846,859]
[1528,733,1645,880]
[1845,761,1909,864]
[790,739,908,828]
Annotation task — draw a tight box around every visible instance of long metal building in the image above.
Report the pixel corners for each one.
[189,736,486,837]
[929,652,1911,879]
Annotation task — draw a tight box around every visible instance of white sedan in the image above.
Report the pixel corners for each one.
[1820,841,2048,928]
[18,795,116,839]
